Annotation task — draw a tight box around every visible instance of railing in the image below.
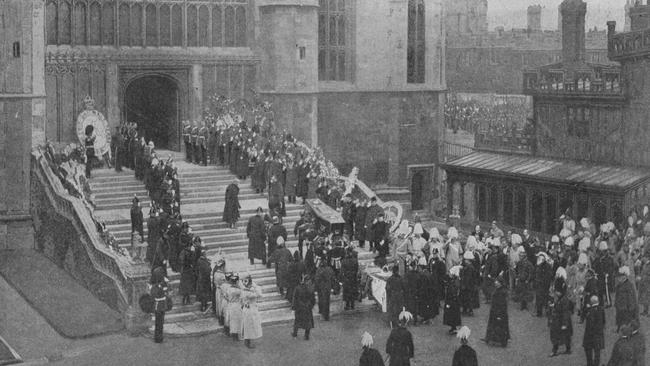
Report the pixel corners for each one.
[444,142,475,161]
[608,27,650,60]
[523,69,623,97]
[31,148,150,312]
[474,130,535,155]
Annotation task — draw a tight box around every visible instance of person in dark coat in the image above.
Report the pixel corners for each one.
[247,207,267,265]
[548,284,574,357]
[285,161,298,204]
[515,248,535,310]
[403,261,421,325]
[606,320,646,366]
[196,254,212,312]
[269,237,293,297]
[314,260,336,321]
[386,265,406,328]
[267,217,288,264]
[295,161,310,204]
[460,252,479,316]
[150,271,169,344]
[444,266,462,334]
[482,275,510,347]
[417,259,440,323]
[614,266,639,332]
[292,274,315,340]
[146,210,161,263]
[130,197,144,242]
[360,332,385,366]
[386,309,414,366]
[341,248,360,310]
[222,179,241,229]
[111,127,124,172]
[534,252,554,317]
[354,200,368,248]
[268,175,285,217]
[583,295,605,366]
[452,326,478,366]
[179,241,199,305]
[236,148,249,180]
[370,213,390,255]
[341,195,355,238]
[365,197,385,251]
[294,212,313,259]
[286,251,305,303]
[593,242,616,307]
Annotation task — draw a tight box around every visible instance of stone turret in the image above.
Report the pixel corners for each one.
[560,0,587,65]
[527,5,542,32]
[629,0,650,31]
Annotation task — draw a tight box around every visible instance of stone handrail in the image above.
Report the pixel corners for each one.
[31,148,150,311]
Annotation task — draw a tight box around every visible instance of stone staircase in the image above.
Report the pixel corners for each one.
[90,151,379,336]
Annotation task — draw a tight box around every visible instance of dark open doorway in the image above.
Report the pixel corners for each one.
[411,171,425,210]
[124,75,180,151]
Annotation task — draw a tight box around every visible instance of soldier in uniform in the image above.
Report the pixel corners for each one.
[150,267,169,343]
[593,241,616,307]
[386,309,415,366]
[314,259,337,321]
[207,122,217,165]
[198,121,208,166]
[182,121,192,162]
[191,121,200,165]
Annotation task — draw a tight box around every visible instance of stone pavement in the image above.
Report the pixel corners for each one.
[8,297,645,366]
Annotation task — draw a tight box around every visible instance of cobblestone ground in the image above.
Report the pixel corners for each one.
[45,299,648,366]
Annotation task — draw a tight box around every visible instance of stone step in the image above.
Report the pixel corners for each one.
[93,190,263,205]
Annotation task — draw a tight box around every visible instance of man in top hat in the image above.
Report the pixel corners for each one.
[359,331,384,366]
[534,252,554,317]
[247,207,267,266]
[582,295,605,366]
[593,241,616,307]
[614,266,639,332]
[386,309,415,366]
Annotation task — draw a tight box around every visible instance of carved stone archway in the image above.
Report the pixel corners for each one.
[119,66,190,151]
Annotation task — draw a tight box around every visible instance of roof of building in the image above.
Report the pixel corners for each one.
[442,151,650,192]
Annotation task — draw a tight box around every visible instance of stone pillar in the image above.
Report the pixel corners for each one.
[459,183,465,217]
[191,64,203,121]
[106,63,120,129]
[447,178,454,217]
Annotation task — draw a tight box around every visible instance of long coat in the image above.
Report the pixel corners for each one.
[269,247,293,288]
[582,304,605,350]
[606,331,646,366]
[386,274,406,326]
[615,279,638,327]
[452,345,478,366]
[225,285,243,334]
[285,166,298,196]
[549,295,573,345]
[403,270,421,317]
[359,347,385,366]
[485,285,510,345]
[354,205,367,242]
[341,256,360,302]
[179,247,198,296]
[385,327,414,366]
[417,271,440,320]
[638,262,650,307]
[295,164,309,198]
[247,215,267,260]
[460,265,480,310]
[267,223,288,257]
[196,257,212,303]
[222,183,240,224]
[444,279,462,327]
[292,282,315,330]
[240,284,263,340]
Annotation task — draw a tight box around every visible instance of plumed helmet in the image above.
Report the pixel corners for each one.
[578,237,591,252]
[447,226,459,239]
[555,266,567,279]
[457,326,471,340]
[577,252,589,265]
[618,266,630,277]
[551,235,560,243]
[564,236,574,247]
[598,241,608,251]
[580,217,590,229]
[398,308,413,323]
[463,251,474,260]
[511,233,522,245]
[413,223,424,235]
[277,236,285,246]
[449,265,462,277]
[361,332,373,347]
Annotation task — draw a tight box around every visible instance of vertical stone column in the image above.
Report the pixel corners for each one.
[31,0,46,147]
[191,64,203,121]
[106,63,120,129]
[387,102,401,186]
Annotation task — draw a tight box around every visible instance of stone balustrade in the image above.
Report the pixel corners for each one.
[523,69,623,97]
[475,130,535,155]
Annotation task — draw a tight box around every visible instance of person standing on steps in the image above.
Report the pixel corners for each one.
[150,266,169,344]
[130,196,144,245]
[223,179,241,229]
[196,253,212,312]
[240,274,263,349]
[247,207,267,266]
[269,237,293,298]
[224,273,243,341]
[84,125,96,178]
[292,274,315,340]
[182,121,192,162]
[267,216,288,268]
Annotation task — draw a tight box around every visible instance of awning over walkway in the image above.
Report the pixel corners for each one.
[442,152,650,192]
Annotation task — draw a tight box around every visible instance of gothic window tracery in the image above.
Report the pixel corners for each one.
[318,0,351,81]
[407,0,425,83]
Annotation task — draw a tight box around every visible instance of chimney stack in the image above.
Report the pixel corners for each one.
[527,5,542,32]
[560,0,586,65]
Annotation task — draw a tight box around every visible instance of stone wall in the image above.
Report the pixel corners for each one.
[621,58,650,167]
[317,90,441,187]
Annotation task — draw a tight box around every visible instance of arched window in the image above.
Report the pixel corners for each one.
[101,2,114,45]
[160,5,171,46]
[187,5,198,47]
[119,3,130,46]
[73,2,87,46]
[224,6,235,47]
[171,5,182,46]
[234,6,247,47]
[46,1,58,45]
[131,3,143,46]
[318,0,350,81]
[199,5,210,47]
[146,4,157,47]
[407,0,425,83]
[89,2,101,45]
[212,6,223,47]
[59,1,72,45]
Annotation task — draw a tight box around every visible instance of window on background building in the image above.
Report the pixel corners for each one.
[567,107,590,138]
[318,0,349,81]
[407,0,425,83]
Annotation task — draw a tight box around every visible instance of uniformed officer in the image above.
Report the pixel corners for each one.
[182,121,192,162]
[150,266,169,343]
[208,121,217,165]
[191,121,200,165]
[198,121,208,166]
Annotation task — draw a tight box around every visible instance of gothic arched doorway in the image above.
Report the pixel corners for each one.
[124,75,180,150]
